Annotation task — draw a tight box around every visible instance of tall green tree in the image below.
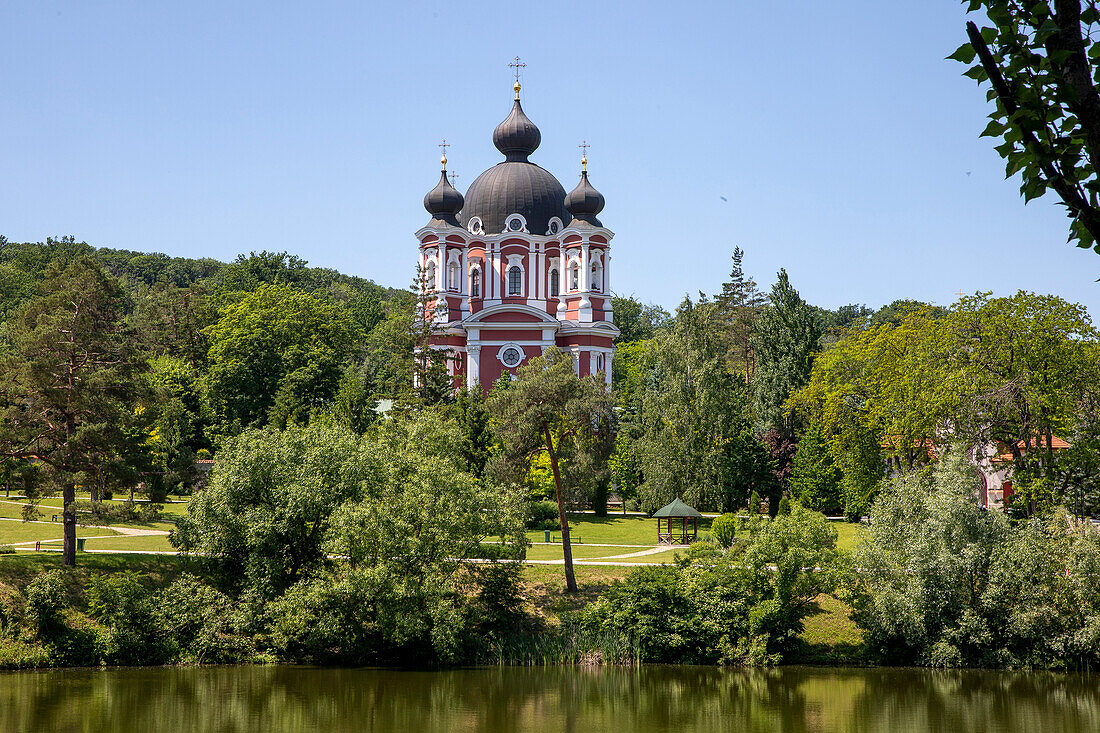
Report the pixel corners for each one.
[202,282,355,434]
[0,258,146,565]
[952,2,1100,252]
[751,270,822,436]
[714,246,765,379]
[486,348,615,592]
[637,298,773,513]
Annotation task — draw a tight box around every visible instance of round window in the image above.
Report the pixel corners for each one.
[508,217,523,231]
[549,220,560,234]
[500,346,523,367]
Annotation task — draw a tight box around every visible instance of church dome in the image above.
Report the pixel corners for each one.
[565,165,605,228]
[459,90,569,235]
[423,158,464,227]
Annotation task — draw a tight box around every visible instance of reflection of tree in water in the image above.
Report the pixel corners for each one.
[2,666,1098,732]
[845,668,1100,733]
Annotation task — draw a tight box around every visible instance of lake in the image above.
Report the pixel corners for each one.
[3,665,1097,732]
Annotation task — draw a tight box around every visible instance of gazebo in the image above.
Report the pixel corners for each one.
[652,498,702,545]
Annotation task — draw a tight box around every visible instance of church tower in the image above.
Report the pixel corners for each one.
[415,72,618,393]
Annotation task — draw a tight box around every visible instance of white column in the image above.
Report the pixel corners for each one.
[436,241,446,292]
[467,343,481,390]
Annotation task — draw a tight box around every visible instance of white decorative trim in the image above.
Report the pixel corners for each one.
[505,213,528,233]
[497,343,526,368]
[504,253,526,297]
[468,217,484,235]
[547,216,563,235]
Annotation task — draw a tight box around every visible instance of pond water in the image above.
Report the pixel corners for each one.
[3,665,1098,733]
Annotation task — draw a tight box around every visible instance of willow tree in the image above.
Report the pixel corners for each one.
[486,348,615,592]
[0,258,144,566]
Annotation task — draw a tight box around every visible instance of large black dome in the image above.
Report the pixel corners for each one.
[459,94,569,235]
[459,161,569,235]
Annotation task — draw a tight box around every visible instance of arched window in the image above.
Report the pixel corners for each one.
[448,262,459,291]
[590,262,603,292]
[550,269,560,297]
[470,269,481,298]
[569,263,579,291]
[424,261,436,291]
[508,266,522,296]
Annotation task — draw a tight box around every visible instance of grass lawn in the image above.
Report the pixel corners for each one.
[524,543,682,562]
[81,534,175,552]
[833,520,866,553]
[0,497,182,533]
[0,520,121,546]
[526,513,714,546]
[790,593,867,665]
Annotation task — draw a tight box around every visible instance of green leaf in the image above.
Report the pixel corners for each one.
[980,26,997,44]
[948,43,977,64]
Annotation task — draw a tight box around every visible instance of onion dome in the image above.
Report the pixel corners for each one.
[460,84,569,235]
[564,156,605,227]
[423,154,464,227]
[493,82,541,161]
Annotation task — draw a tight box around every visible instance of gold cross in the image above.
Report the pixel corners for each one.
[509,56,526,84]
[438,139,449,157]
[579,140,590,170]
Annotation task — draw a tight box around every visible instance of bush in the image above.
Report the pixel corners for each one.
[583,506,840,666]
[777,496,791,516]
[71,500,162,525]
[710,513,738,548]
[525,499,560,530]
[0,545,14,555]
[25,571,67,639]
[152,575,255,664]
[86,573,169,665]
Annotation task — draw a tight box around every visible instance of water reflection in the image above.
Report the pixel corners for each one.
[3,665,1098,733]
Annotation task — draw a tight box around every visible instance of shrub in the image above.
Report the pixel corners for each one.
[710,513,738,548]
[86,573,168,665]
[24,571,67,639]
[71,500,161,525]
[749,490,762,514]
[0,545,14,555]
[525,499,560,530]
[153,575,255,664]
[777,496,791,516]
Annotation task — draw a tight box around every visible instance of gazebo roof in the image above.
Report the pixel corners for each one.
[652,498,702,518]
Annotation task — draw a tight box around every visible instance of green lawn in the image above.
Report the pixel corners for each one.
[524,543,681,562]
[833,520,866,553]
[526,513,714,546]
[81,534,175,552]
[0,520,121,546]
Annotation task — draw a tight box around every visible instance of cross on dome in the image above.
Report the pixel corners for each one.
[579,140,590,171]
[509,56,526,99]
[438,139,449,168]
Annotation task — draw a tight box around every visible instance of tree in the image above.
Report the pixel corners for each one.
[486,348,615,592]
[788,421,844,515]
[172,417,372,597]
[636,297,772,513]
[0,258,145,566]
[952,3,1100,251]
[202,282,355,434]
[714,246,765,379]
[611,296,671,343]
[751,270,821,436]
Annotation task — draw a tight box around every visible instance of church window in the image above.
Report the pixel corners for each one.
[507,216,524,232]
[508,266,522,296]
[500,345,524,368]
[569,263,579,291]
[471,269,481,297]
[550,269,560,297]
[594,353,604,372]
[424,261,436,291]
[448,262,459,291]
[590,262,603,292]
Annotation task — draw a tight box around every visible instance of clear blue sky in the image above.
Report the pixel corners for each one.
[2,1,1096,316]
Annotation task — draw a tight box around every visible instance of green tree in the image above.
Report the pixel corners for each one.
[639,297,773,513]
[612,296,671,343]
[788,421,844,515]
[0,258,146,565]
[486,347,615,592]
[751,270,821,436]
[172,417,372,596]
[952,2,1100,251]
[202,282,355,434]
[714,246,765,379]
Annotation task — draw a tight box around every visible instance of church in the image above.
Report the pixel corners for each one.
[415,73,618,394]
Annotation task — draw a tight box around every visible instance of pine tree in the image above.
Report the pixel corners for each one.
[715,247,765,381]
[751,269,822,437]
[0,258,146,566]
